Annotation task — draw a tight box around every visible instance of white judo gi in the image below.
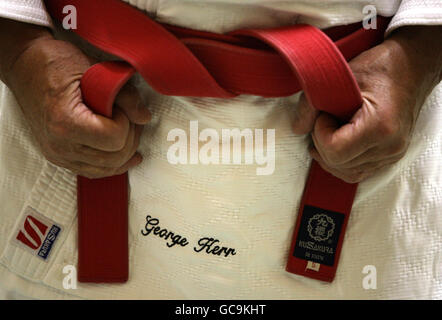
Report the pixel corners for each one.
[0,0,441,299]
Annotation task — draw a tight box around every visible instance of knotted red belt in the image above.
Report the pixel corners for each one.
[44,0,389,283]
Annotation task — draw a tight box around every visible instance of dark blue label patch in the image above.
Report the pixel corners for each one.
[38,225,61,260]
[293,205,345,266]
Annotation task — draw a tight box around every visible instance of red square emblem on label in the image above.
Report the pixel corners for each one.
[13,207,62,260]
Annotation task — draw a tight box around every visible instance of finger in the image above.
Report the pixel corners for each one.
[70,105,131,152]
[292,93,319,135]
[80,152,143,179]
[311,156,374,183]
[71,122,143,168]
[310,151,376,183]
[311,110,376,166]
[311,147,401,172]
[113,152,143,175]
[310,147,399,183]
[62,153,143,179]
[83,123,143,168]
[115,84,151,125]
[325,145,405,170]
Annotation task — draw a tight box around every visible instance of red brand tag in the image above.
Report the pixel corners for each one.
[13,207,62,261]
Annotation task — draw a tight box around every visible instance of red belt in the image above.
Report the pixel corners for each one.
[44,0,389,283]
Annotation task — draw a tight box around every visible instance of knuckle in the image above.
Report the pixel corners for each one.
[42,145,62,164]
[109,123,130,151]
[40,146,53,161]
[79,167,108,179]
[99,154,126,168]
[46,117,71,140]
[44,154,72,173]
[79,171,99,179]
[47,142,64,155]
[46,121,63,137]
[390,136,409,155]
[108,134,127,151]
[326,153,341,166]
[77,146,128,169]
[319,137,345,165]
[292,120,313,135]
[343,173,363,184]
[386,152,406,167]
[132,136,141,150]
[45,139,74,161]
[84,173,102,179]
[342,169,366,183]
[377,119,400,138]
[395,150,407,161]
[89,156,108,167]
[323,147,345,166]
[110,154,129,168]
[44,156,61,168]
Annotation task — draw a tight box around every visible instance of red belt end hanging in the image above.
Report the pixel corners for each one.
[286,161,357,282]
[77,174,129,283]
[285,204,351,283]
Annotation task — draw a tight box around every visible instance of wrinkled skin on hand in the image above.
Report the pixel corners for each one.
[1,19,151,179]
[292,26,442,183]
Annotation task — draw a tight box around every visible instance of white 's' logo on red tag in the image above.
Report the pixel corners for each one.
[13,207,62,261]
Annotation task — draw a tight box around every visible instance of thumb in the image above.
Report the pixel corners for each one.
[292,93,319,135]
[115,84,151,125]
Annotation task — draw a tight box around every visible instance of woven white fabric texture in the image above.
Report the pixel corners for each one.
[0,0,52,27]
[388,0,442,34]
